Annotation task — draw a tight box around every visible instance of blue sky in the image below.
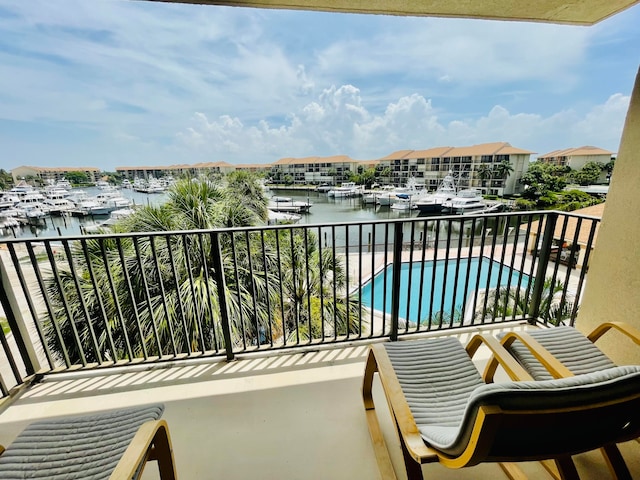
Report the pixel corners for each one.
[1,0,639,172]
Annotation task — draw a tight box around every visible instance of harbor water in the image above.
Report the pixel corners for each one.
[1,188,425,240]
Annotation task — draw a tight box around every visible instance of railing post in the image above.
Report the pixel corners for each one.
[209,232,235,361]
[390,223,403,341]
[530,212,558,322]
[0,249,39,376]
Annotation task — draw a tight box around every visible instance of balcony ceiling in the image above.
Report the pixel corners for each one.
[146,0,640,25]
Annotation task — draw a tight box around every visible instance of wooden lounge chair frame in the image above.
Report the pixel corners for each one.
[362,334,640,480]
[110,418,176,480]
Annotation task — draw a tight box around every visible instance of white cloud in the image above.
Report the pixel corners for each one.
[177,85,630,162]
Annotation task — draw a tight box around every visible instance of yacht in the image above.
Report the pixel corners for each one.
[43,198,75,216]
[327,182,361,198]
[414,173,458,214]
[441,189,487,215]
[0,193,20,210]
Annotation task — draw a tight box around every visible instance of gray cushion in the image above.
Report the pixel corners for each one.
[384,338,484,435]
[0,403,164,479]
[499,326,615,380]
[421,365,640,457]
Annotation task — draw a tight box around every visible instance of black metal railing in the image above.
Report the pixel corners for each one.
[0,210,599,397]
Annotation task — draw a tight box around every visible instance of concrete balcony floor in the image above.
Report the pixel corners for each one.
[0,324,638,480]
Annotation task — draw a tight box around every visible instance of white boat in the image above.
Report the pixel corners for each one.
[414,173,458,214]
[361,193,380,205]
[267,210,301,225]
[327,182,361,198]
[441,189,487,215]
[390,199,417,211]
[271,196,292,203]
[43,198,75,216]
[268,199,312,213]
[0,193,20,210]
[121,179,133,189]
[55,178,72,189]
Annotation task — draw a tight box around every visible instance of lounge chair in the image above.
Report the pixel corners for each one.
[362,335,640,480]
[0,403,176,479]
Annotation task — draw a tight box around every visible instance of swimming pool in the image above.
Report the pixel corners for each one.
[360,256,531,324]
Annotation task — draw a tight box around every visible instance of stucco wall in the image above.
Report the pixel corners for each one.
[576,67,640,365]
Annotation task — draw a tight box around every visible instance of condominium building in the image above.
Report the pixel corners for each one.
[537,146,613,169]
[10,165,100,184]
[376,142,534,195]
[234,164,273,175]
[116,161,236,180]
[270,155,368,185]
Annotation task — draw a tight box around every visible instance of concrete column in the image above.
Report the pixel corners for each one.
[576,66,640,365]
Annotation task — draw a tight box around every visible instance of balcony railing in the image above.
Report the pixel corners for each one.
[0,210,599,399]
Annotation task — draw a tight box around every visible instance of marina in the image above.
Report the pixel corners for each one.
[0,185,451,239]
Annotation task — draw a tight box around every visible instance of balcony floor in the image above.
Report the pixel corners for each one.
[1,324,638,480]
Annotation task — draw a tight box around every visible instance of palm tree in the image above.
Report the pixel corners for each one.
[474,277,574,326]
[494,160,514,181]
[475,164,493,187]
[42,174,361,364]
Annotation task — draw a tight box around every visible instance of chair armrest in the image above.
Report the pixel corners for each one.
[109,419,176,480]
[499,331,574,379]
[367,344,439,464]
[588,321,640,345]
[466,334,533,382]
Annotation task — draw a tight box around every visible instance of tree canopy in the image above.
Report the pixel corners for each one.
[42,173,361,365]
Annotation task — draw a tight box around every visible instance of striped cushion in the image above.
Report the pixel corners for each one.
[384,338,484,449]
[500,327,615,380]
[0,403,164,479]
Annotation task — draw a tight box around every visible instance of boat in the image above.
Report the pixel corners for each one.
[414,173,458,214]
[0,193,20,210]
[268,198,312,213]
[316,183,332,193]
[271,196,292,203]
[267,210,301,225]
[441,189,487,215]
[390,199,417,211]
[327,182,361,198]
[42,198,75,216]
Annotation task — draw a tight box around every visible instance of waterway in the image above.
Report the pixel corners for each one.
[1,187,425,240]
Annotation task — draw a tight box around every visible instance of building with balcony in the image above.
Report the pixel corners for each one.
[270,155,369,184]
[376,142,534,194]
[115,161,236,180]
[10,166,100,184]
[538,146,614,169]
[234,163,273,175]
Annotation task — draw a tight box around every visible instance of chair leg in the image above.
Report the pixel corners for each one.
[601,444,632,480]
[362,349,399,480]
[554,456,580,480]
[498,462,529,480]
[149,423,177,480]
[397,426,424,480]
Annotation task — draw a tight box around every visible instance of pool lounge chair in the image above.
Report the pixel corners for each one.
[0,403,176,479]
[362,336,640,480]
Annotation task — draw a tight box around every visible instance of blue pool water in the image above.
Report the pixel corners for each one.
[360,256,531,324]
